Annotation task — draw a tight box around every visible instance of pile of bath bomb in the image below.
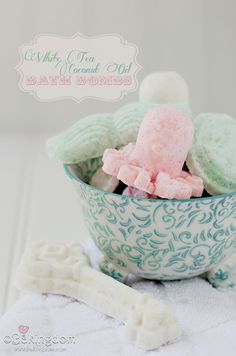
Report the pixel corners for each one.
[47,101,190,164]
[102,106,204,200]
[47,71,236,199]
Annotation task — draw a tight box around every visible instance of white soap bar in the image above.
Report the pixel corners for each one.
[89,168,119,192]
[15,241,181,350]
[139,72,189,104]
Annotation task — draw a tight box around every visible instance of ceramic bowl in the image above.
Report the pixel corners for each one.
[64,157,236,281]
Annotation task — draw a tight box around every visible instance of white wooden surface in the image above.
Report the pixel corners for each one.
[0,134,88,316]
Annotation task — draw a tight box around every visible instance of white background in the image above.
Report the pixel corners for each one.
[0,0,235,315]
[1,0,236,133]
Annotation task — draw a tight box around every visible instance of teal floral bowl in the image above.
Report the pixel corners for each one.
[64,157,236,283]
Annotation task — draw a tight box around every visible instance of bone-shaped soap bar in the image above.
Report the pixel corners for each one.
[15,241,181,350]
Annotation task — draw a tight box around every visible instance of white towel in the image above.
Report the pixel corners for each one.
[0,240,236,356]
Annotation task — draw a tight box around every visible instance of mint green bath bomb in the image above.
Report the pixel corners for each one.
[47,113,116,164]
[186,113,236,195]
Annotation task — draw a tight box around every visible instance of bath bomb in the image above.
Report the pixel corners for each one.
[47,102,191,164]
[131,107,193,177]
[186,113,236,195]
[122,186,157,199]
[113,102,191,146]
[103,107,203,200]
[139,72,189,104]
[47,113,116,164]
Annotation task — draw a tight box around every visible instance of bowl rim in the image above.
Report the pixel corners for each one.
[64,164,236,204]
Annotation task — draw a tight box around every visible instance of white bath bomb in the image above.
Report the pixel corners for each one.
[139,72,189,104]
